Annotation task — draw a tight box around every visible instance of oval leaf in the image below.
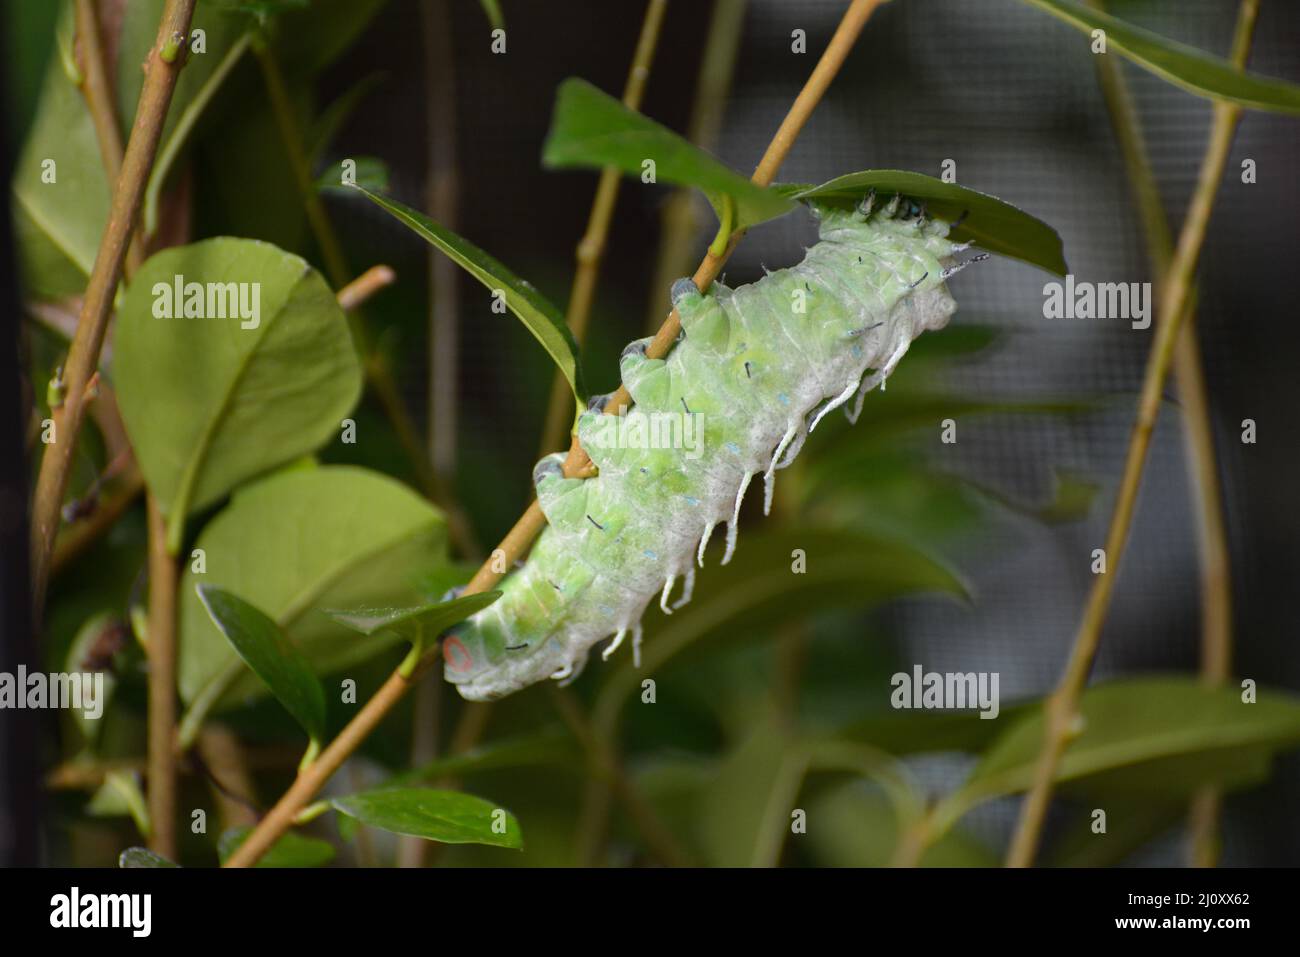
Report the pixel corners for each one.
[1019,0,1300,114]
[324,590,502,643]
[115,238,363,550]
[196,584,327,744]
[953,677,1300,813]
[177,465,447,711]
[217,826,336,868]
[777,171,1067,275]
[542,77,795,232]
[332,788,523,849]
[12,3,252,297]
[354,187,585,408]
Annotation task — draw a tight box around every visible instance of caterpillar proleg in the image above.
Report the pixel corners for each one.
[444,198,975,700]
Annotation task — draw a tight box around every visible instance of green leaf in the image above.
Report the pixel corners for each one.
[12,2,253,298]
[807,784,996,867]
[177,465,447,714]
[594,527,967,733]
[119,847,178,868]
[1047,799,1182,867]
[217,826,336,867]
[87,771,151,838]
[355,186,585,407]
[542,77,796,233]
[114,238,363,550]
[196,584,327,745]
[948,677,1300,817]
[317,156,389,193]
[838,700,1038,756]
[637,527,967,673]
[11,3,112,298]
[1018,0,1300,115]
[697,722,801,867]
[332,788,523,849]
[777,170,1067,275]
[324,591,502,643]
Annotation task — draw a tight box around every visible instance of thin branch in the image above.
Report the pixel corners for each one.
[30,0,198,620]
[1087,0,1236,868]
[73,0,144,272]
[336,264,396,311]
[223,0,888,869]
[644,0,749,333]
[1005,0,1259,868]
[537,0,670,458]
[145,494,179,858]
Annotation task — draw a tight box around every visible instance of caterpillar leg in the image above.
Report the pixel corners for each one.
[631,622,644,668]
[697,519,718,567]
[776,426,808,470]
[552,647,590,687]
[847,338,912,424]
[672,566,696,609]
[722,470,754,565]
[764,423,799,515]
[602,627,628,661]
[809,379,860,434]
[659,574,676,614]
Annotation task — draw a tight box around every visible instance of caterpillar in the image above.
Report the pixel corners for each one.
[443,194,986,700]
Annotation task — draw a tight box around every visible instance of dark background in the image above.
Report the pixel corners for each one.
[4,0,1298,865]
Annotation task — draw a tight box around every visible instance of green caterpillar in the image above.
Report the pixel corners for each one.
[444,194,986,700]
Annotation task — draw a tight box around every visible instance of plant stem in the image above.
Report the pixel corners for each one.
[538,0,670,459]
[146,494,178,857]
[30,0,198,622]
[644,0,748,333]
[74,0,145,273]
[1087,0,1238,868]
[224,657,433,867]
[1004,0,1259,868]
[336,264,396,311]
[422,0,462,514]
[407,7,453,841]
[223,0,887,868]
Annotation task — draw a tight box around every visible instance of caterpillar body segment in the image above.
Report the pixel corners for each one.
[445,201,970,700]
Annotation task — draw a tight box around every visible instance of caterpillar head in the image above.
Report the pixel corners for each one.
[442,615,573,701]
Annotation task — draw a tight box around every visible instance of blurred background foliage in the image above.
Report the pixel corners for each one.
[5,0,1300,867]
